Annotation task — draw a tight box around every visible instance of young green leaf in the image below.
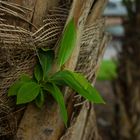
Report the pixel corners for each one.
[35,89,45,108]
[57,18,77,67]
[8,81,24,96]
[17,82,40,104]
[20,74,32,82]
[37,49,54,80]
[34,64,43,82]
[43,83,68,126]
[8,74,32,96]
[51,70,105,104]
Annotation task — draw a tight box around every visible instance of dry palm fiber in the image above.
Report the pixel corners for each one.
[76,18,105,82]
[0,1,68,136]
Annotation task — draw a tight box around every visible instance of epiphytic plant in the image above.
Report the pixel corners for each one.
[8,18,105,126]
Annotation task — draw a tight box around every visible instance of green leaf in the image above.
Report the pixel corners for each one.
[57,18,77,67]
[8,74,32,96]
[17,82,40,104]
[51,70,105,104]
[97,60,117,81]
[37,49,54,80]
[8,81,23,96]
[34,64,43,82]
[20,74,32,82]
[35,89,45,108]
[43,83,68,126]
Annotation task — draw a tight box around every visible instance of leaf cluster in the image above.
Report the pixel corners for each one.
[8,18,105,126]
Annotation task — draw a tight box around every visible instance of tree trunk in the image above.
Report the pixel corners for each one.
[0,0,109,139]
[113,1,140,140]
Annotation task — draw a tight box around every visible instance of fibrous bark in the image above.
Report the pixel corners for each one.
[113,1,140,140]
[0,0,109,139]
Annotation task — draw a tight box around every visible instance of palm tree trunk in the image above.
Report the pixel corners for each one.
[0,0,109,139]
[113,1,140,140]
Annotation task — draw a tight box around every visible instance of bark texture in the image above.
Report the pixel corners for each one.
[0,0,109,139]
[113,1,140,140]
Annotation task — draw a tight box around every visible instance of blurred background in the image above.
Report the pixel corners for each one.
[95,0,140,140]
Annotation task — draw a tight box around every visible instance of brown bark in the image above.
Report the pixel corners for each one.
[113,1,140,140]
[16,1,96,140]
[0,0,109,139]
